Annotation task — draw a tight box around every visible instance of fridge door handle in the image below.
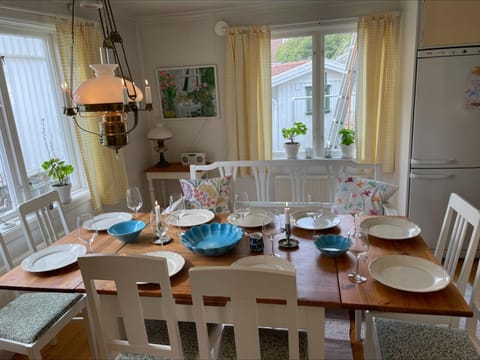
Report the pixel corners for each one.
[411,159,456,166]
[410,173,455,180]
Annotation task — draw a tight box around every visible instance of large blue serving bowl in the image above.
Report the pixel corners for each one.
[314,234,352,256]
[107,220,146,243]
[181,222,243,256]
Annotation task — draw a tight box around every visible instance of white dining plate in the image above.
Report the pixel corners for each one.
[227,210,275,228]
[166,209,215,227]
[360,217,421,240]
[231,255,295,273]
[291,210,341,230]
[368,255,450,292]
[140,251,185,281]
[83,212,132,231]
[21,244,87,273]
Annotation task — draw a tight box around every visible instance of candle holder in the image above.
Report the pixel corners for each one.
[278,223,299,248]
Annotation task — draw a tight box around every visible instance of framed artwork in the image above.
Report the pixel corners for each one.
[156,65,219,120]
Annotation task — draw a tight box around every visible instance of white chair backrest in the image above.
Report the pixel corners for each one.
[189,266,299,360]
[17,190,69,252]
[78,254,183,360]
[0,232,14,272]
[434,193,480,296]
[190,159,381,204]
[467,257,480,351]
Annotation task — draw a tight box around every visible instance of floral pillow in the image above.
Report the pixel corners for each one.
[331,173,398,216]
[179,176,231,214]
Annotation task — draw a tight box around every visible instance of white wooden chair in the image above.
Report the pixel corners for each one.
[0,232,87,360]
[78,254,187,360]
[363,192,480,358]
[189,265,308,360]
[365,244,480,360]
[17,191,69,252]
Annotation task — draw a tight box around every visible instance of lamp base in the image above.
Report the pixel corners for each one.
[156,153,169,167]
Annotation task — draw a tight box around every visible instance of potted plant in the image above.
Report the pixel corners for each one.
[281,121,308,159]
[339,128,355,159]
[41,157,74,204]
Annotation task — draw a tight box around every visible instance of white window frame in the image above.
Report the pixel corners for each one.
[271,19,357,159]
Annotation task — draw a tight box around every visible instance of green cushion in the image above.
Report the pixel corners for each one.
[0,292,83,344]
[374,317,480,360]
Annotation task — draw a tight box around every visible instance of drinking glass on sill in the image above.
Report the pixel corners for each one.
[126,187,143,219]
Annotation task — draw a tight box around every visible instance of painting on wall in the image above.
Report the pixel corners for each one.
[156,65,219,120]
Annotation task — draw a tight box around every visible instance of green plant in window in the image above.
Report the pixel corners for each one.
[339,128,355,145]
[41,158,74,186]
[281,122,308,144]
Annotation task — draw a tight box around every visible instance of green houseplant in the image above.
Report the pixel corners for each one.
[41,158,74,203]
[339,128,355,158]
[281,122,308,159]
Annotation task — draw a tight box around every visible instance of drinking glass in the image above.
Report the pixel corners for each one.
[233,193,250,234]
[169,193,185,227]
[347,230,369,283]
[77,214,98,253]
[150,209,170,246]
[262,210,280,257]
[347,192,365,238]
[126,187,143,219]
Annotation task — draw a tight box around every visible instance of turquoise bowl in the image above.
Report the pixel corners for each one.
[107,220,145,243]
[314,234,352,256]
[181,222,243,256]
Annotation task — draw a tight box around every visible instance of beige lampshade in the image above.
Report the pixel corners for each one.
[147,123,173,140]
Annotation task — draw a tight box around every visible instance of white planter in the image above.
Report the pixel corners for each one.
[284,143,300,159]
[52,183,72,204]
[340,144,355,159]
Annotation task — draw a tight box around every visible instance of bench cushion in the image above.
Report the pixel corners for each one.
[332,173,398,215]
[180,176,231,214]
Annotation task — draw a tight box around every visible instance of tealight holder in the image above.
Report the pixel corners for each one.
[278,223,299,248]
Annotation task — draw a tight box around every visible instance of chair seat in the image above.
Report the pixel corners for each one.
[218,326,308,360]
[0,292,84,344]
[374,317,480,360]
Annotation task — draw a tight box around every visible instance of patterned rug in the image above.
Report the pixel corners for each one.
[325,308,353,360]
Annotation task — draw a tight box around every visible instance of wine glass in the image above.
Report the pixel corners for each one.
[77,214,98,253]
[169,193,185,227]
[347,192,365,238]
[126,187,143,219]
[262,210,280,257]
[347,230,369,283]
[233,193,249,234]
[150,209,170,246]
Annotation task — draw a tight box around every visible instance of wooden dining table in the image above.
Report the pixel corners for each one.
[0,210,473,360]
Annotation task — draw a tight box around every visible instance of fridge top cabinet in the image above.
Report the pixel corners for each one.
[411,47,480,168]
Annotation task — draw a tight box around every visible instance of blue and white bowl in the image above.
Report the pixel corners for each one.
[107,220,145,243]
[314,234,352,256]
[181,222,243,256]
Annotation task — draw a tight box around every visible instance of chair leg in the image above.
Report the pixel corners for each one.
[82,306,99,359]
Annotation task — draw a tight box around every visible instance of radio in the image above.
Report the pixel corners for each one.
[181,152,206,166]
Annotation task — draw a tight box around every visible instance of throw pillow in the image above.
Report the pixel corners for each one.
[331,174,398,215]
[179,176,231,214]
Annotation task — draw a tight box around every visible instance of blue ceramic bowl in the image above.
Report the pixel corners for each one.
[107,220,146,243]
[314,234,352,256]
[181,222,243,256]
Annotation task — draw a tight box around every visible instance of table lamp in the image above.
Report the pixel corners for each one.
[147,123,173,167]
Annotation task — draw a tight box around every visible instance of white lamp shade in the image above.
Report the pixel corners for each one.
[73,64,143,105]
[147,123,173,140]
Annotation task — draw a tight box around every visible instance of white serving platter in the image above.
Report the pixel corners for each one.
[360,217,421,240]
[83,212,132,231]
[21,244,87,273]
[368,254,450,292]
[291,210,341,230]
[231,255,295,273]
[166,209,215,227]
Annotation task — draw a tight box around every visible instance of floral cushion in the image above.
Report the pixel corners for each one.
[179,177,231,214]
[331,173,398,216]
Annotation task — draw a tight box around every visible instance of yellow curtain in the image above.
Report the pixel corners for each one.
[55,17,128,211]
[225,25,272,161]
[356,13,400,172]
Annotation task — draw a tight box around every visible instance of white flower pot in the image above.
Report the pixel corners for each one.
[52,183,72,204]
[284,143,300,159]
[340,144,355,159]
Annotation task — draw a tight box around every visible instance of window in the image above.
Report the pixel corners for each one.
[271,22,357,158]
[0,22,83,223]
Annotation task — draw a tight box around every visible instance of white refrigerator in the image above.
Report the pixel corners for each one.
[408,46,480,250]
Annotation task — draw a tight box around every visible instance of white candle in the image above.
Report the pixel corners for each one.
[154,200,161,227]
[145,79,152,104]
[284,202,290,225]
[61,82,72,108]
[122,79,129,104]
